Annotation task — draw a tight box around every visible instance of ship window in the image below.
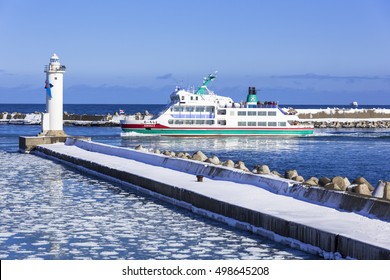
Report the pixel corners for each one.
[195,120,205,124]
[196,96,199,100]
[190,96,193,100]
[206,120,214,125]
[186,106,195,112]
[195,106,204,112]
[258,122,267,126]
[168,119,173,124]
[248,121,256,126]
[185,120,194,125]
[268,122,277,126]
[173,106,184,112]
[278,122,287,126]
[217,109,226,115]
[268,111,277,116]
[258,111,266,116]
[248,111,256,116]
[238,121,246,126]
[181,96,185,100]
[238,111,246,116]
[218,120,226,125]
[174,120,184,125]
[205,106,215,112]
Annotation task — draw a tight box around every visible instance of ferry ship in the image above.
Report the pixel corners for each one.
[120,73,314,136]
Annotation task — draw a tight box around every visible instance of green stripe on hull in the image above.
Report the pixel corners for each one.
[122,128,313,136]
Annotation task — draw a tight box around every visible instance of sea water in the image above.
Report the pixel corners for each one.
[0,125,317,260]
[1,104,390,260]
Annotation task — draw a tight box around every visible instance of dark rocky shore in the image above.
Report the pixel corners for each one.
[312,120,390,128]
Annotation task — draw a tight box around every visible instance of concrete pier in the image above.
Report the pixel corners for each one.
[33,139,390,259]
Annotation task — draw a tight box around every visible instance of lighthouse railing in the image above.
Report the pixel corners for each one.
[44,65,66,72]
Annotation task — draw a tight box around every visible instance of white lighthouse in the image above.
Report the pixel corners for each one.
[41,53,66,136]
[20,53,90,153]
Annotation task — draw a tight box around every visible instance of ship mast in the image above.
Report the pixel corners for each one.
[194,71,217,95]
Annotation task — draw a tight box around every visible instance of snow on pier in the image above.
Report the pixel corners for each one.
[34,139,390,259]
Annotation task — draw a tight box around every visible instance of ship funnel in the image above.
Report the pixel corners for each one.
[246,86,258,103]
[248,87,257,95]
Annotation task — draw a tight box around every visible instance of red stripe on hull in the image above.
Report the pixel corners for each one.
[121,124,312,131]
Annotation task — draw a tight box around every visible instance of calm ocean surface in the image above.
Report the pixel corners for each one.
[1,104,390,260]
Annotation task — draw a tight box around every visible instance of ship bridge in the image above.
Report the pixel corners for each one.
[170,88,233,108]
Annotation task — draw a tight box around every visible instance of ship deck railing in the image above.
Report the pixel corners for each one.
[171,113,215,119]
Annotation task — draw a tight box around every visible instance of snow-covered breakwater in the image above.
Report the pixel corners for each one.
[297,108,390,128]
[133,145,390,201]
[297,107,390,119]
[0,112,125,126]
[34,139,390,259]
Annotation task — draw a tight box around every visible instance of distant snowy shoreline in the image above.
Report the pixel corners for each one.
[294,108,390,128]
[1,108,390,128]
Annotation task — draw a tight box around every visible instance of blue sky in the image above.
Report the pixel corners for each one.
[0,0,390,104]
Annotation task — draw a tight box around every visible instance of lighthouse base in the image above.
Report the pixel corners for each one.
[39,130,68,137]
[19,135,91,153]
